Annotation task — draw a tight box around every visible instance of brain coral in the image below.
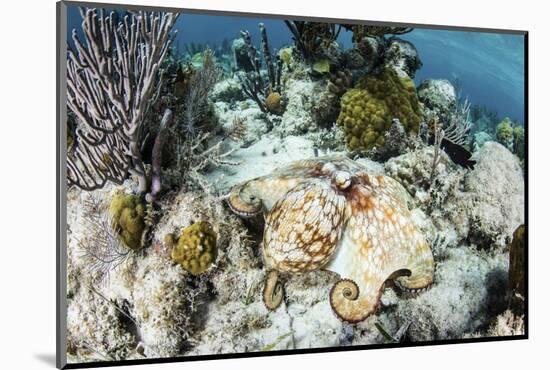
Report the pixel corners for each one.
[336,68,422,152]
[109,193,149,251]
[168,221,217,275]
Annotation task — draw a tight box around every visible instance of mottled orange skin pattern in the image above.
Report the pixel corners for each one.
[228,157,434,323]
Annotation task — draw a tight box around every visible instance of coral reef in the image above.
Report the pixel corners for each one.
[67,283,137,361]
[327,70,353,96]
[381,245,509,341]
[265,91,284,115]
[228,157,434,323]
[168,221,218,275]
[418,79,474,167]
[232,37,255,72]
[385,141,523,248]
[337,69,422,153]
[444,98,473,146]
[346,25,413,39]
[64,9,526,363]
[109,192,151,251]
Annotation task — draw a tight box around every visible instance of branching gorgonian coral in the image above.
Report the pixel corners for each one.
[67,8,178,196]
[444,97,472,146]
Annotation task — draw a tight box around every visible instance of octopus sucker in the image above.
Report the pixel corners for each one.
[228,156,435,323]
[394,279,434,296]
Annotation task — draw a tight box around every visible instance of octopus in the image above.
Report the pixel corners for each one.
[228,156,434,323]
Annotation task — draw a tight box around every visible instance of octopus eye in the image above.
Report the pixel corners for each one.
[228,186,262,217]
[321,162,337,174]
[334,171,352,190]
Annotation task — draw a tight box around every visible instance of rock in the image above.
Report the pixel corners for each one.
[385,142,524,249]
[417,79,457,117]
[384,146,468,249]
[473,131,493,153]
[463,309,525,338]
[385,38,423,79]
[342,48,366,69]
[387,246,509,341]
[211,76,246,102]
[213,101,268,147]
[508,224,525,312]
[276,78,319,135]
[463,142,524,247]
[474,115,493,133]
[355,36,385,72]
[485,310,525,337]
[368,119,415,160]
[66,280,136,361]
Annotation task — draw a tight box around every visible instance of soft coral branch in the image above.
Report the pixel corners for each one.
[67,8,178,193]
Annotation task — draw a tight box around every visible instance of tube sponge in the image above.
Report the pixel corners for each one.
[336,68,421,152]
[109,193,149,250]
[168,221,217,275]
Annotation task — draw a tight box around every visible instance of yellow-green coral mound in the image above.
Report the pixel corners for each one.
[496,117,514,149]
[109,193,149,251]
[168,221,217,275]
[336,69,422,151]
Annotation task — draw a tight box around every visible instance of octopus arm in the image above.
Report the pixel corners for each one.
[324,184,434,322]
[326,232,389,323]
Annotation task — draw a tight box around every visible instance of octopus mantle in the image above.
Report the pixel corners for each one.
[228,157,434,323]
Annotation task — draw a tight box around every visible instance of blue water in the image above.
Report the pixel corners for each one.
[67,7,525,123]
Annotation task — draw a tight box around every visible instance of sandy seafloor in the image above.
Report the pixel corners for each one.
[64,34,525,365]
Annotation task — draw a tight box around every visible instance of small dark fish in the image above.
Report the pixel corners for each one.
[441,139,476,169]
